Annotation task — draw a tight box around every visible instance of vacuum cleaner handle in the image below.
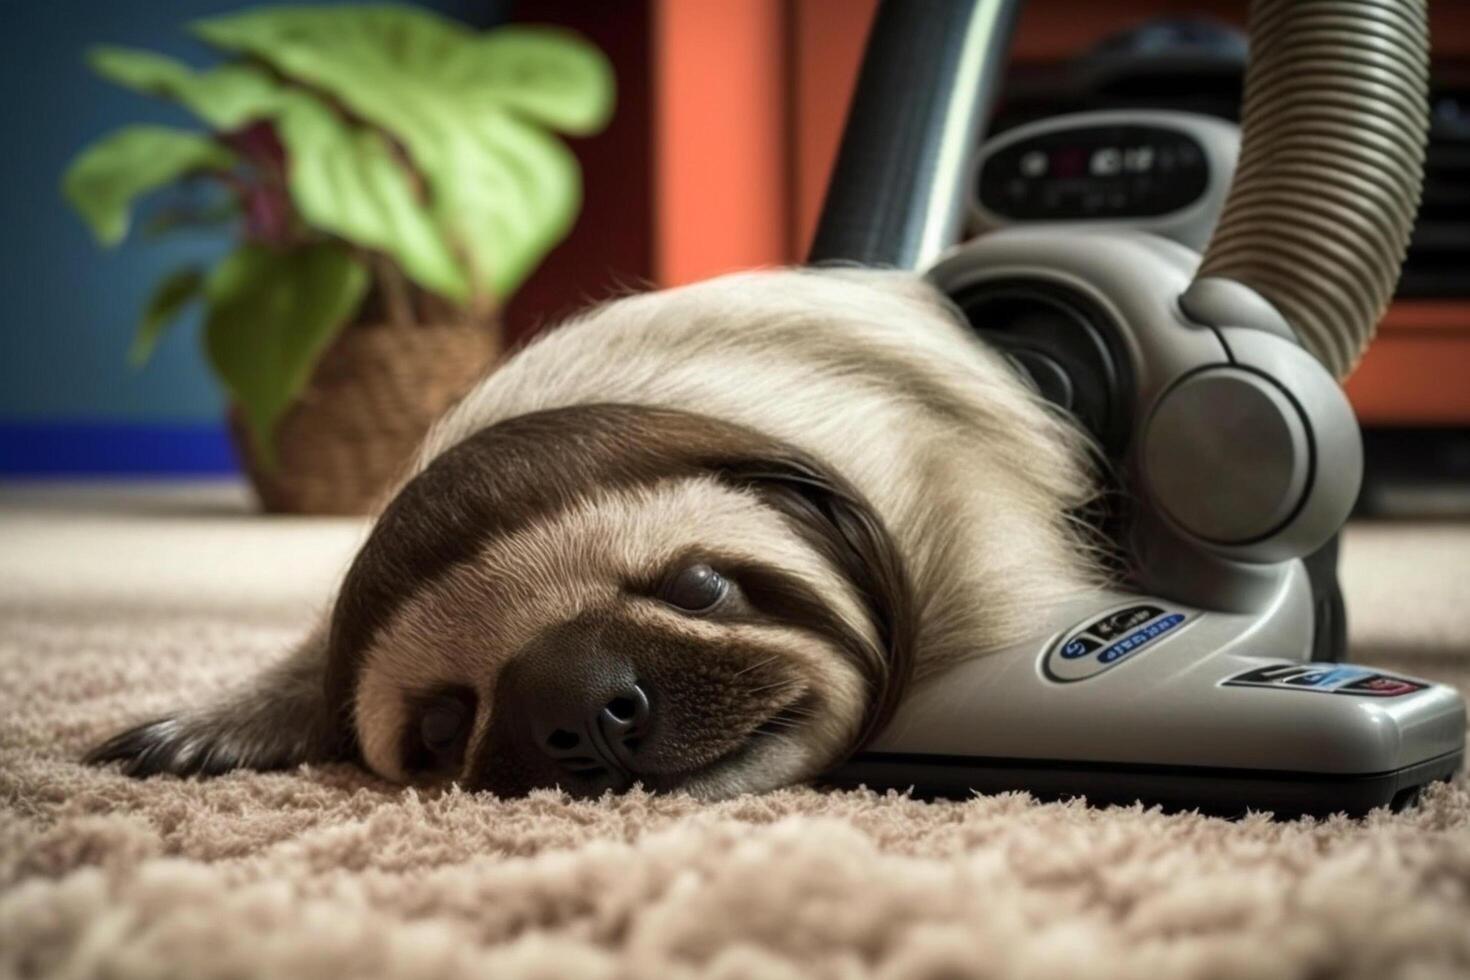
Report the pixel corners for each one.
[1183,0,1431,379]
[807,0,1021,270]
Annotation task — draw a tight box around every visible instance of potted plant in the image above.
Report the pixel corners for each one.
[63,4,613,514]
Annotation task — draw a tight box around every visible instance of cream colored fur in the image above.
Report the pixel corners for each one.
[423,268,1102,674]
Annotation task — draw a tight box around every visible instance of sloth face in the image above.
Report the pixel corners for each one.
[329,404,915,799]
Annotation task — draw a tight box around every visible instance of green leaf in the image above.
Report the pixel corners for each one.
[446,107,581,297]
[274,92,470,301]
[193,6,478,86]
[87,42,468,300]
[88,46,283,130]
[87,41,472,299]
[63,126,236,245]
[203,243,369,467]
[131,267,206,366]
[193,4,614,299]
[451,28,615,135]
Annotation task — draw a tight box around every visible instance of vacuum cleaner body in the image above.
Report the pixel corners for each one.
[832,562,1465,816]
[828,227,1466,816]
[813,0,1465,815]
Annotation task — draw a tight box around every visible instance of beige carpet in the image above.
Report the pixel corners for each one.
[3,481,1469,980]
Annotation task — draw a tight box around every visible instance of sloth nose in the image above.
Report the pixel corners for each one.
[509,645,654,789]
[536,680,652,778]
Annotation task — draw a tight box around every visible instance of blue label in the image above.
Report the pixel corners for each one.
[1097,613,1185,665]
[1284,667,1361,688]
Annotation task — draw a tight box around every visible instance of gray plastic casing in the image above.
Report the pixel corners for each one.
[866,564,1464,775]
[929,228,1360,613]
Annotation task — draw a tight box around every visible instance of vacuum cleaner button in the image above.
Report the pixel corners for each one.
[1061,636,1101,659]
[1085,605,1164,640]
[1338,675,1426,697]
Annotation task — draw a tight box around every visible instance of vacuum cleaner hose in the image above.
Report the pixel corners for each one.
[808,0,1019,270]
[1191,0,1430,379]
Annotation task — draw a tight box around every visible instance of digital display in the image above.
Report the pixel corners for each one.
[978,125,1209,221]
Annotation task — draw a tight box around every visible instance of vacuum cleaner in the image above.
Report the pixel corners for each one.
[818,0,1466,817]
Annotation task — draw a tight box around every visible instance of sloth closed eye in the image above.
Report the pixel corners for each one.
[84,268,1099,800]
[419,694,473,755]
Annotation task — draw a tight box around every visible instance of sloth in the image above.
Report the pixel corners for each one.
[88,268,1102,799]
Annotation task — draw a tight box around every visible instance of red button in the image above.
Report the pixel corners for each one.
[1362,678,1416,696]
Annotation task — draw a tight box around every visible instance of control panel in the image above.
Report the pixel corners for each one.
[968,110,1239,250]
[979,125,1207,220]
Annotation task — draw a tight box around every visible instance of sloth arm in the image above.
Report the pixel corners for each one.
[85,622,344,777]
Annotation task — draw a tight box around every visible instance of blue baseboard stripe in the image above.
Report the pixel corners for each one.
[0,422,240,476]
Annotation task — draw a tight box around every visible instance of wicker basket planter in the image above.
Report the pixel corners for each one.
[230,318,498,516]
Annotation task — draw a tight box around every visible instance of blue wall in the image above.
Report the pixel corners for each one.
[0,0,506,474]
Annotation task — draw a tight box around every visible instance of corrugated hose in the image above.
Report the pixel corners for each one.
[1193,0,1431,379]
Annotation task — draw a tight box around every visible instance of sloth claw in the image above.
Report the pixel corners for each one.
[84,716,248,778]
